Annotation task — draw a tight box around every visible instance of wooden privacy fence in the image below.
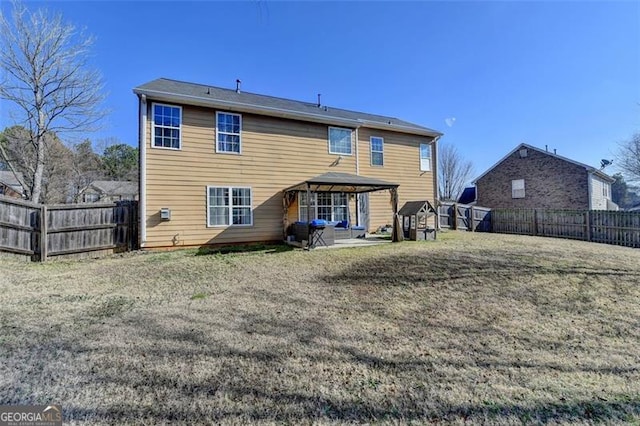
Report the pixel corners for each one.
[0,196,138,261]
[492,208,640,248]
[438,202,492,232]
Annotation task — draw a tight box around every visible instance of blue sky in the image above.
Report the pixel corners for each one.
[1,1,639,181]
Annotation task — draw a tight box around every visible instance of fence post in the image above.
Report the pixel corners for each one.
[452,203,457,230]
[533,209,538,236]
[585,210,591,242]
[469,205,475,232]
[40,205,48,262]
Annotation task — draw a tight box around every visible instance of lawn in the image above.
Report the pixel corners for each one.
[1,232,639,424]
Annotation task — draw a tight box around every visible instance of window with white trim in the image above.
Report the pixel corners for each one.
[299,192,348,222]
[152,103,181,149]
[419,143,431,171]
[207,186,252,226]
[328,127,352,155]
[370,136,384,166]
[512,179,525,198]
[216,112,242,153]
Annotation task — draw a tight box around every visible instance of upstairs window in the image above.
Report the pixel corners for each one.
[512,179,525,198]
[328,127,352,155]
[152,104,181,149]
[419,143,431,171]
[370,137,384,166]
[216,112,242,153]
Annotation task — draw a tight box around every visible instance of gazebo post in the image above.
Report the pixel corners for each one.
[306,183,312,249]
[391,188,403,243]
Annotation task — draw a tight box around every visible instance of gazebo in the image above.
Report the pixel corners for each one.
[283,172,403,246]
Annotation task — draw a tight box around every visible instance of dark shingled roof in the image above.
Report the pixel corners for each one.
[0,171,25,194]
[134,78,441,137]
[284,172,398,194]
[457,187,476,204]
[90,180,138,195]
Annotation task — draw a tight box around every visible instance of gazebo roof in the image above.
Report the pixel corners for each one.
[284,172,399,194]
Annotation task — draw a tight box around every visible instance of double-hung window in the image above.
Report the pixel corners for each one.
[299,192,348,222]
[419,143,431,171]
[152,104,181,149]
[207,186,252,226]
[370,136,384,166]
[328,127,352,155]
[512,179,525,198]
[216,112,242,153]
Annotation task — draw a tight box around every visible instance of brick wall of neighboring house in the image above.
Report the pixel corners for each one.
[476,147,590,209]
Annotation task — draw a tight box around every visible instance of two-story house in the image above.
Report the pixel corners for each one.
[474,143,617,210]
[133,78,441,249]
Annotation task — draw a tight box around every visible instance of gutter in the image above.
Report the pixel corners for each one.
[431,135,442,229]
[132,88,442,138]
[139,94,147,247]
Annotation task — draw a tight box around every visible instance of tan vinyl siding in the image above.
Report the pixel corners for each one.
[358,128,436,231]
[144,103,436,248]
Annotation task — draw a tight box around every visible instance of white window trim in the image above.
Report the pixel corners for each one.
[419,143,431,171]
[206,185,253,227]
[215,111,243,155]
[328,126,353,156]
[512,179,525,199]
[151,103,182,150]
[370,136,384,167]
[298,192,348,222]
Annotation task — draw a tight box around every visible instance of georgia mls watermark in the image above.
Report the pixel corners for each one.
[0,405,62,426]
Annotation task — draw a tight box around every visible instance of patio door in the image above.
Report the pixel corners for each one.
[357,193,369,230]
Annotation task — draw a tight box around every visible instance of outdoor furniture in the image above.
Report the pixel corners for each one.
[351,226,366,238]
[334,228,350,240]
[291,220,335,247]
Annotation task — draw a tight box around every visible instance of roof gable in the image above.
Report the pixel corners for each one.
[0,171,25,194]
[134,78,442,138]
[89,180,138,195]
[473,143,615,184]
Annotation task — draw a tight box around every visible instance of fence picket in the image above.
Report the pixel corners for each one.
[0,195,138,261]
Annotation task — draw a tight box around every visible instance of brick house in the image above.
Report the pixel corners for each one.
[474,143,617,210]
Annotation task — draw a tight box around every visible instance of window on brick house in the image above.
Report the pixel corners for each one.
[512,179,525,198]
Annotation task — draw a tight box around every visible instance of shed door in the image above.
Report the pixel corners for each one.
[358,193,369,230]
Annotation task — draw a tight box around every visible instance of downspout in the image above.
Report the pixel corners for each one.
[431,135,442,229]
[355,127,360,176]
[354,126,361,226]
[139,94,147,247]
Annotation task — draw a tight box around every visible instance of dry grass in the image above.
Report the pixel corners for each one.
[1,232,639,424]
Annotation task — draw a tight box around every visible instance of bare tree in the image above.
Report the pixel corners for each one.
[69,139,104,202]
[616,133,640,184]
[1,126,73,203]
[0,1,105,203]
[438,141,474,202]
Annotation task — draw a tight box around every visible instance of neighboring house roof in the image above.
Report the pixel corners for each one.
[133,78,442,138]
[473,143,615,184]
[457,187,476,205]
[0,171,25,195]
[89,180,138,196]
[629,203,640,212]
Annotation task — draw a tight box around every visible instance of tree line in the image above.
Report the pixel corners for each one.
[0,126,138,203]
